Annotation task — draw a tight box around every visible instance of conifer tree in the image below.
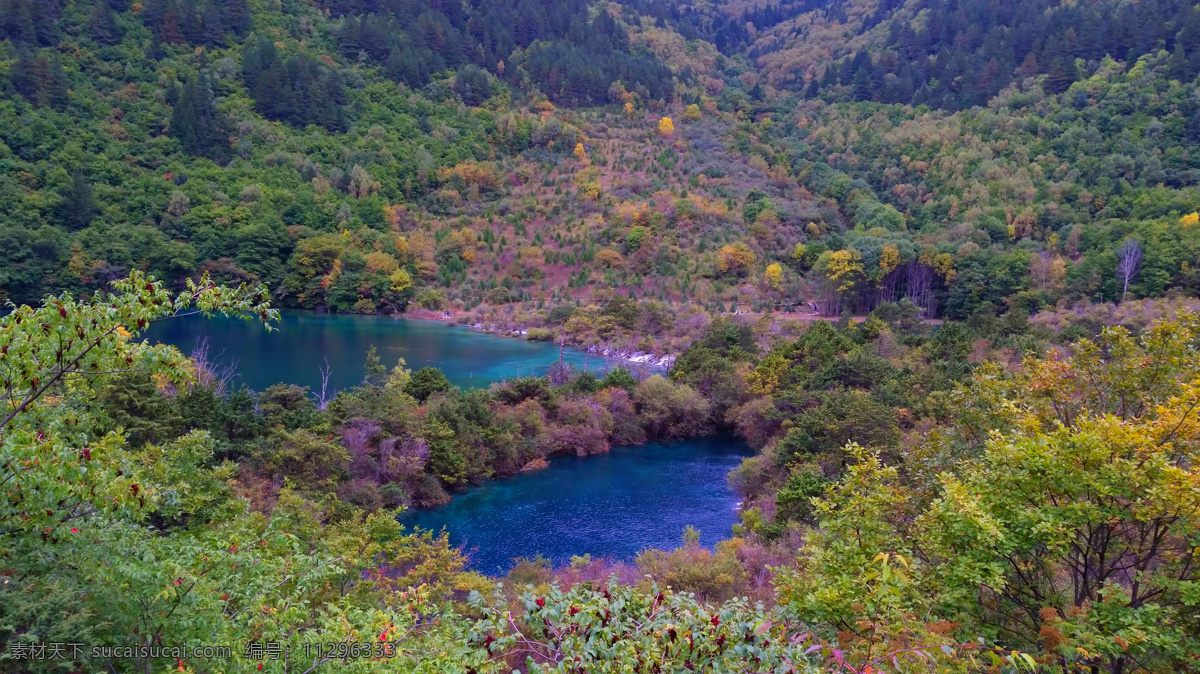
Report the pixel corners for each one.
[2,0,61,46]
[218,0,250,35]
[169,72,230,162]
[9,48,39,100]
[12,52,69,110]
[1,0,35,45]
[87,0,123,46]
[1185,108,1200,143]
[851,67,873,101]
[56,172,100,231]
[201,3,224,46]
[36,54,66,109]
[1167,42,1191,82]
[454,65,491,106]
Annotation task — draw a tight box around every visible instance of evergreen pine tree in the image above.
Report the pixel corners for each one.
[170,78,199,147]
[1167,42,1191,82]
[1043,57,1075,94]
[362,345,386,386]
[804,76,819,99]
[56,172,100,231]
[151,0,186,44]
[36,54,69,110]
[384,46,407,84]
[87,0,123,46]
[9,48,39,100]
[5,0,37,45]
[1185,107,1200,143]
[48,55,68,109]
[164,80,182,106]
[454,64,491,106]
[145,39,166,61]
[851,66,873,102]
[170,72,229,162]
[821,62,837,88]
[202,3,225,46]
[30,0,59,46]
[1016,52,1039,78]
[337,15,360,59]
[219,0,250,35]
[241,36,275,89]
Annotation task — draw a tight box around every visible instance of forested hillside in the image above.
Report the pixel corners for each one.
[0,0,677,307]
[3,0,1200,326]
[4,0,1200,671]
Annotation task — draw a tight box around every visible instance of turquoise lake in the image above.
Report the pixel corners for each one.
[403,436,753,574]
[145,310,591,393]
[146,311,750,573]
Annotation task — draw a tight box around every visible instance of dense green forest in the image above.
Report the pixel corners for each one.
[0,0,1195,328]
[4,0,1200,323]
[3,0,1200,671]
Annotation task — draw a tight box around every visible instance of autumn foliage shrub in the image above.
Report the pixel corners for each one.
[634,533,749,602]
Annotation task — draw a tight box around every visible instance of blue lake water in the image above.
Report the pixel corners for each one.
[144,310,590,393]
[146,311,748,573]
[403,436,753,575]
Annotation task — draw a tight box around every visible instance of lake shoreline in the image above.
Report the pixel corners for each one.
[266,306,679,372]
[146,309,596,393]
[148,308,721,571]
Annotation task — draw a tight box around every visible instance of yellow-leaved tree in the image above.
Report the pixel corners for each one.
[658,116,675,136]
[791,242,808,264]
[778,312,1200,673]
[821,248,864,292]
[717,242,756,275]
[879,244,900,274]
[811,248,864,315]
[765,262,783,289]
